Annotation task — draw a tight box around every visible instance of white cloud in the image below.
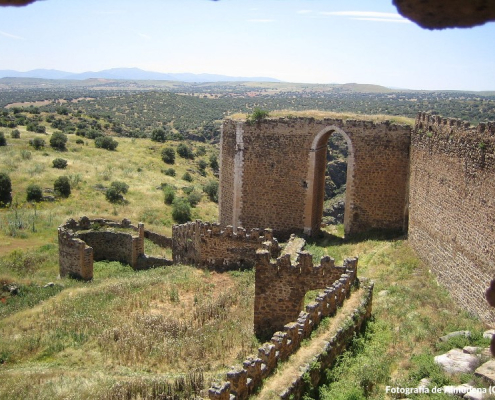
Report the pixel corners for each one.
[247,19,275,23]
[320,11,410,23]
[297,10,312,14]
[0,30,25,40]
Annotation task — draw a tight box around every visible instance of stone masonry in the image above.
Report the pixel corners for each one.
[172,220,280,271]
[58,217,172,280]
[409,112,495,323]
[254,246,358,339]
[219,117,411,238]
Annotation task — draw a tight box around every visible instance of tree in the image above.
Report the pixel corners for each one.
[0,132,6,146]
[105,181,129,203]
[161,147,175,164]
[52,158,68,169]
[203,180,219,202]
[187,190,202,207]
[54,176,71,198]
[151,127,171,142]
[29,137,45,150]
[171,197,192,224]
[182,172,193,182]
[177,143,194,159]
[10,129,20,138]
[95,136,118,151]
[26,183,43,202]
[0,172,12,206]
[209,154,219,172]
[163,186,175,205]
[49,132,68,151]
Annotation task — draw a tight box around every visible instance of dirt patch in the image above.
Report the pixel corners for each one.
[257,288,365,399]
[0,237,47,256]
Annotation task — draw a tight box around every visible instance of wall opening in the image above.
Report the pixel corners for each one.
[304,126,354,236]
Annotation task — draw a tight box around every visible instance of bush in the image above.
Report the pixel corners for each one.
[171,197,192,223]
[95,136,118,151]
[182,172,193,182]
[151,128,171,142]
[163,186,176,205]
[29,137,45,150]
[54,176,71,198]
[49,131,68,150]
[203,180,219,202]
[26,184,43,202]
[52,158,68,169]
[187,190,202,207]
[161,147,175,164]
[196,146,206,156]
[105,181,129,203]
[75,138,84,145]
[198,159,208,170]
[209,154,219,171]
[10,129,20,139]
[0,132,6,146]
[177,143,194,160]
[0,172,12,207]
[163,168,176,177]
[246,108,270,124]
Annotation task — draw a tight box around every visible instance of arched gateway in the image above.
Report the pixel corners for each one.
[219,117,411,238]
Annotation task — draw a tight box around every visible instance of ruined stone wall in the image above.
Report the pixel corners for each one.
[254,249,358,338]
[409,113,495,324]
[208,279,373,400]
[172,220,279,271]
[58,217,170,280]
[219,118,411,238]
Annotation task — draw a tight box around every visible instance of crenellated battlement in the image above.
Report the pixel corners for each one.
[172,220,279,271]
[209,279,374,400]
[254,236,358,339]
[415,111,495,136]
[58,216,171,280]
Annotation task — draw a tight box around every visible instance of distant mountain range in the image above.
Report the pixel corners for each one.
[0,68,281,83]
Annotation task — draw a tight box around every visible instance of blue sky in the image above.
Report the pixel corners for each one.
[0,0,494,90]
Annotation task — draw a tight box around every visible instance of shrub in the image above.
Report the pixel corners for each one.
[29,137,45,150]
[21,150,32,160]
[182,172,193,182]
[0,132,6,146]
[105,181,129,203]
[172,197,192,223]
[49,131,68,150]
[151,128,171,142]
[177,143,194,159]
[0,172,12,207]
[75,138,84,145]
[187,190,202,207]
[86,129,104,140]
[161,147,176,164]
[209,154,219,171]
[246,108,270,124]
[52,158,68,169]
[196,146,206,156]
[163,186,176,205]
[198,159,208,170]
[203,180,219,202]
[163,168,176,177]
[26,184,43,202]
[10,129,20,139]
[54,176,71,198]
[95,136,118,151]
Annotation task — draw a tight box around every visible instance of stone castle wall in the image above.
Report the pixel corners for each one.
[208,279,373,400]
[219,118,411,238]
[409,113,495,324]
[172,220,279,271]
[254,248,358,338]
[58,217,171,280]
